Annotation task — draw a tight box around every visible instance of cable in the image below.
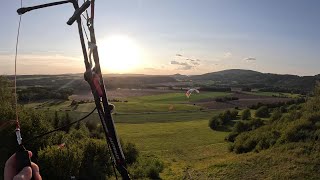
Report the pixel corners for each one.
[107,143,119,180]
[14,0,23,145]
[81,20,89,41]
[24,107,96,145]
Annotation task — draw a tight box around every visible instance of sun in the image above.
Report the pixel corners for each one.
[98,35,142,73]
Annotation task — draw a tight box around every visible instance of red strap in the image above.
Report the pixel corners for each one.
[93,74,103,97]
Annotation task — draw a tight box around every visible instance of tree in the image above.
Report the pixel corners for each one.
[255,106,270,118]
[61,112,72,133]
[0,77,14,122]
[241,109,251,120]
[271,108,282,121]
[54,111,60,128]
[231,110,238,119]
[79,140,113,179]
[209,115,222,130]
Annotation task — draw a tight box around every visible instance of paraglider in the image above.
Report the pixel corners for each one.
[185,88,200,98]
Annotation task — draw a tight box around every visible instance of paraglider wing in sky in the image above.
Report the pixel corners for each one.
[186,88,200,98]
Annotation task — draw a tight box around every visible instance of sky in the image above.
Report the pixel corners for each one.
[0,0,319,76]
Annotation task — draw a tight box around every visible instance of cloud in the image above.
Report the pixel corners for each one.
[170,59,200,71]
[177,64,193,70]
[170,60,188,66]
[176,54,183,57]
[243,57,256,61]
[224,52,232,58]
[171,60,180,65]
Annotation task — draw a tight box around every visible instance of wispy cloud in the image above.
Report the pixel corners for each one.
[177,64,193,70]
[170,59,200,70]
[243,57,256,62]
[171,60,188,66]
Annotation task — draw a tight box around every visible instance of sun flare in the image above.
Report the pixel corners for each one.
[98,35,142,73]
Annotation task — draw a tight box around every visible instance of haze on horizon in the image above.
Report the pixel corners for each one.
[0,0,319,76]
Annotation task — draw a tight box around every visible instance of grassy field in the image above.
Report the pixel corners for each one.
[25,91,230,113]
[129,91,230,103]
[116,115,232,179]
[25,90,316,179]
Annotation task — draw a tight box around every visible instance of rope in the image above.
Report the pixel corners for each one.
[14,0,23,145]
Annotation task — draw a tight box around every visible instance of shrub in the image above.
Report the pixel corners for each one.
[123,142,139,165]
[130,156,164,179]
[271,108,282,122]
[241,109,251,120]
[255,106,270,118]
[209,115,223,130]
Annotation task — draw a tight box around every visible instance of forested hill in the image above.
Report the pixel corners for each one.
[4,69,320,93]
[189,69,320,92]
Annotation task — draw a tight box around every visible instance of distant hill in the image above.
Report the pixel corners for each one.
[169,73,189,80]
[3,69,319,93]
[188,69,319,92]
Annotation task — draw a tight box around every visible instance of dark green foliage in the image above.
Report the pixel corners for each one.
[38,144,84,179]
[270,108,282,121]
[123,142,139,165]
[54,111,59,128]
[215,96,239,102]
[255,106,269,118]
[226,118,264,142]
[229,84,320,154]
[241,109,251,120]
[60,112,72,133]
[18,87,73,102]
[231,110,238,119]
[279,106,287,113]
[129,156,164,179]
[0,77,14,122]
[209,110,238,130]
[209,115,223,130]
[79,140,113,179]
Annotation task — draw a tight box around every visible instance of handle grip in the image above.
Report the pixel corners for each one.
[16,145,32,174]
[67,0,91,25]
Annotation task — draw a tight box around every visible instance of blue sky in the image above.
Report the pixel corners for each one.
[0,0,319,75]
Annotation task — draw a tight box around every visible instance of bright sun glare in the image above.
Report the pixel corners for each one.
[98,35,141,73]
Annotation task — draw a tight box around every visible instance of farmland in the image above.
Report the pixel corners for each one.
[20,88,305,179]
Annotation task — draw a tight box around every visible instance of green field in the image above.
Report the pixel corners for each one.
[24,90,315,179]
[129,91,230,103]
[116,114,232,179]
[25,91,230,113]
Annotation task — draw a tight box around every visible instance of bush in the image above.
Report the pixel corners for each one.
[271,108,282,121]
[123,142,139,165]
[231,110,238,119]
[129,156,164,179]
[209,115,223,130]
[255,106,270,118]
[241,109,251,120]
